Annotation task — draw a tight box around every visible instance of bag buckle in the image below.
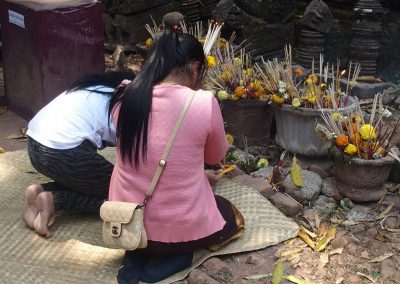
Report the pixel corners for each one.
[110,222,122,238]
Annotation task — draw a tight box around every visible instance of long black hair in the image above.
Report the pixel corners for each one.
[66,70,135,95]
[110,29,206,167]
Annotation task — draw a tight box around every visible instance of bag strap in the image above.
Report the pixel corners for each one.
[142,90,196,206]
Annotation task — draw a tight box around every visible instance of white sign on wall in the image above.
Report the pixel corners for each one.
[8,10,25,29]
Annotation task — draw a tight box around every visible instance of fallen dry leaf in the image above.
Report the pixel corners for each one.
[6,134,26,140]
[0,147,5,154]
[272,260,284,284]
[335,277,344,284]
[356,272,378,282]
[317,222,328,238]
[330,217,359,226]
[243,274,271,280]
[317,252,329,270]
[280,248,303,257]
[329,247,344,255]
[290,255,301,266]
[367,252,393,263]
[298,229,316,249]
[384,227,400,233]
[374,232,389,242]
[377,203,395,219]
[283,274,315,284]
[315,227,336,252]
[290,156,303,187]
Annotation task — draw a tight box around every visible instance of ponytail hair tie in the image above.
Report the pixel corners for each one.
[172,24,181,32]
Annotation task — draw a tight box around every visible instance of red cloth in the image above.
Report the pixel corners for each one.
[109,83,228,242]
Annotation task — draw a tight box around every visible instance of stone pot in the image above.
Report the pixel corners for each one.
[221,99,273,149]
[274,97,357,157]
[333,155,395,202]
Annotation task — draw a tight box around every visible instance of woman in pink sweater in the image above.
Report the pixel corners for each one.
[109,28,243,283]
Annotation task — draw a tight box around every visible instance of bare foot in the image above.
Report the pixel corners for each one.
[22,184,44,229]
[34,191,55,238]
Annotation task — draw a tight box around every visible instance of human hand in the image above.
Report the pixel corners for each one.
[205,169,223,186]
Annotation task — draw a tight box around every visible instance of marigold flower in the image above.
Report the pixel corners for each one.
[271,94,285,104]
[296,68,303,77]
[244,68,254,76]
[233,57,242,66]
[307,96,317,104]
[217,90,229,101]
[226,134,234,144]
[207,56,217,68]
[335,134,349,147]
[292,98,301,108]
[308,74,318,84]
[359,124,377,140]
[256,158,269,169]
[344,144,357,155]
[145,38,153,49]
[332,112,342,122]
[221,70,231,82]
[234,86,246,98]
[256,86,266,95]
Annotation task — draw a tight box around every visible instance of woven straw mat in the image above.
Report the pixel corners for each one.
[0,149,299,284]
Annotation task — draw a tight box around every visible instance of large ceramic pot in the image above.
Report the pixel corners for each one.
[274,98,357,157]
[333,155,395,202]
[221,99,273,149]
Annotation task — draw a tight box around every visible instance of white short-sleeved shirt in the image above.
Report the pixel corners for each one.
[27,86,116,150]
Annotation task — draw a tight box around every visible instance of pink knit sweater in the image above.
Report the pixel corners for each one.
[109,83,228,243]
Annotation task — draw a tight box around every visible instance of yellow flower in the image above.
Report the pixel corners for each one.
[255,86,267,98]
[207,56,217,68]
[257,158,269,169]
[230,94,240,101]
[308,74,318,84]
[332,112,342,122]
[220,70,231,82]
[226,134,234,144]
[145,38,153,49]
[234,86,246,98]
[199,39,206,45]
[243,68,254,77]
[359,124,377,140]
[271,94,285,105]
[292,98,301,108]
[217,90,229,101]
[307,96,317,104]
[344,144,357,155]
[233,57,242,66]
[336,134,349,147]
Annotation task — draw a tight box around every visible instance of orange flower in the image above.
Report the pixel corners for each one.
[234,86,246,98]
[271,94,285,104]
[335,134,349,147]
[296,68,303,77]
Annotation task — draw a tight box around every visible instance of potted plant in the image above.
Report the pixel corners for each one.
[206,41,273,149]
[256,49,360,157]
[316,93,400,202]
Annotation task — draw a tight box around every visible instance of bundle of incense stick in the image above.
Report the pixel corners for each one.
[316,93,400,160]
[254,58,281,93]
[145,15,160,39]
[203,21,223,56]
